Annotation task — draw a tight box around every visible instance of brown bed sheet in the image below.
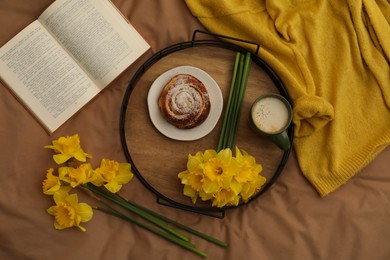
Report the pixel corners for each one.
[1,1,389,259]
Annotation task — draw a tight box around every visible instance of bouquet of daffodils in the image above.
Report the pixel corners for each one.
[42,134,133,231]
[42,134,226,258]
[178,147,265,208]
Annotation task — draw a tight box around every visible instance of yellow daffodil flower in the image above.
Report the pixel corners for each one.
[240,175,266,202]
[93,159,133,193]
[179,151,210,204]
[44,134,92,164]
[42,168,61,195]
[202,148,237,191]
[186,151,205,172]
[59,163,96,188]
[183,170,204,192]
[47,190,93,232]
[234,147,266,202]
[178,147,266,208]
[42,168,72,195]
[212,188,240,208]
[179,169,204,204]
[178,152,206,203]
[198,189,214,202]
[183,184,198,204]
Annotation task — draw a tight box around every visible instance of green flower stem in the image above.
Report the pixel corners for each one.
[95,206,207,258]
[126,199,228,248]
[217,52,252,151]
[217,52,241,152]
[84,184,189,242]
[226,53,245,151]
[230,52,252,149]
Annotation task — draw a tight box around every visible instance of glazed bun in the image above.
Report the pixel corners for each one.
[158,74,210,129]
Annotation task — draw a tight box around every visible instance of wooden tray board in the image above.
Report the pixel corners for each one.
[123,46,285,208]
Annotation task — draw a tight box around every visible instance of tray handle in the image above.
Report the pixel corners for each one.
[191,30,260,55]
[156,197,225,219]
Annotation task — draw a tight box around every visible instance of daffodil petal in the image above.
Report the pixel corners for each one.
[115,164,133,184]
[203,149,217,161]
[91,172,106,186]
[42,168,62,195]
[65,193,79,205]
[183,185,198,204]
[77,203,93,222]
[230,181,242,195]
[114,174,133,185]
[202,179,220,194]
[53,154,72,164]
[104,181,122,193]
[53,190,69,204]
[178,170,189,180]
[73,150,88,162]
[199,189,213,201]
[183,185,196,197]
[187,156,202,172]
[54,221,68,230]
[47,205,56,215]
[218,148,232,162]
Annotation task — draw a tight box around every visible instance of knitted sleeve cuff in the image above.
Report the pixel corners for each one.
[292,95,334,137]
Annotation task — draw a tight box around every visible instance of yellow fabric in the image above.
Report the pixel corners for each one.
[185,0,390,196]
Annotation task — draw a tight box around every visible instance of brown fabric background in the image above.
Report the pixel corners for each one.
[1,1,389,259]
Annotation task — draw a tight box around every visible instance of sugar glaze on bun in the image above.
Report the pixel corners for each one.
[158,74,211,129]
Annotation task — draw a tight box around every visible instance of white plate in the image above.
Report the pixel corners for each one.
[147,66,223,141]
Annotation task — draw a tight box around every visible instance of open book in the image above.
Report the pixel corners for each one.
[0,0,150,133]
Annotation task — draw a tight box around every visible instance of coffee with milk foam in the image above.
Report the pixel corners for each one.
[251,97,289,133]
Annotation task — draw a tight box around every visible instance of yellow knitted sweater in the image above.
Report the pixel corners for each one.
[185,0,390,196]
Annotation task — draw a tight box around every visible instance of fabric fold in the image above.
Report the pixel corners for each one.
[185,0,390,196]
[293,95,334,137]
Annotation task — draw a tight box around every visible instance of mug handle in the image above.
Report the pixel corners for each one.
[271,130,290,151]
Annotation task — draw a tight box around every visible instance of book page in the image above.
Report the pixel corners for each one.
[0,21,99,133]
[39,0,150,88]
